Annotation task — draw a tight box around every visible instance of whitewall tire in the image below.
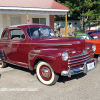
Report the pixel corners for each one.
[0,60,7,68]
[36,61,59,85]
[0,61,3,68]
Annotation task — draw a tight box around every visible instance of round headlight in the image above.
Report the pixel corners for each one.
[62,51,68,61]
[92,44,96,52]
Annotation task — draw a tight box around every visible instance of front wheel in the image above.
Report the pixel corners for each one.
[36,61,59,85]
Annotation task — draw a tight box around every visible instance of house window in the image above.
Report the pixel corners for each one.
[32,18,39,24]
[40,18,46,25]
[32,18,46,25]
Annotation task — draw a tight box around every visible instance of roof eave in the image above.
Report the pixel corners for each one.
[0,6,69,12]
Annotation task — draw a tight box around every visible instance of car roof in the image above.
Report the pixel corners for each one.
[7,24,50,29]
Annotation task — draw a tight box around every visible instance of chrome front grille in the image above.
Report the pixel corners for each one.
[68,54,91,69]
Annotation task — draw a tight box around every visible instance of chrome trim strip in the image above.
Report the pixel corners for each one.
[26,43,72,45]
[68,63,84,68]
[69,50,90,59]
[0,42,10,43]
[69,54,87,59]
[5,61,28,69]
[0,42,72,45]
[61,58,97,77]
[68,54,90,62]
[28,53,55,58]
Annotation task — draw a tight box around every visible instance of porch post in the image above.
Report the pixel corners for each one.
[0,14,3,37]
[26,13,28,24]
[65,14,67,37]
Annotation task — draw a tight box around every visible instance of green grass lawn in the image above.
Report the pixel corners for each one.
[75,31,86,37]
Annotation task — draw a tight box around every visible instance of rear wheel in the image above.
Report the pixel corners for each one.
[36,61,59,85]
[0,60,7,68]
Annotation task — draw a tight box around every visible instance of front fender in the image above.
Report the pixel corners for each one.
[28,48,69,73]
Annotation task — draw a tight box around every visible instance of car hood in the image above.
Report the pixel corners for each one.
[30,36,86,51]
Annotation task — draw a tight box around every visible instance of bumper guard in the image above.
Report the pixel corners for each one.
[61,58,98,77]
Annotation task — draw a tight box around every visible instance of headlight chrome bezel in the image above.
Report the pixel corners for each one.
[62,51,68,61]
[92,44,96,52]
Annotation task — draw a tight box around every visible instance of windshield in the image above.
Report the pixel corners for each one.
[87,30,100,40]
[26,27,55,38]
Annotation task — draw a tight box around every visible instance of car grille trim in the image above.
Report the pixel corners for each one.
[68,54,90,62]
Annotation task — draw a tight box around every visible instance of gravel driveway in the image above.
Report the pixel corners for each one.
[0,61,100,100]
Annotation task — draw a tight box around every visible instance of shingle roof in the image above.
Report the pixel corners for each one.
[0,0,69,10]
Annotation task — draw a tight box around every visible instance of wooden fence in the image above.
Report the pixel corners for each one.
[60,27,75,36]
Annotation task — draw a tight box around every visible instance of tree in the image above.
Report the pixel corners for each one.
[55,0,100,30]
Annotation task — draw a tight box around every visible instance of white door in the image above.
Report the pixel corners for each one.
[10,17,21,25]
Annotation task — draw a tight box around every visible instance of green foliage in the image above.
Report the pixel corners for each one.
[55,0,100,22]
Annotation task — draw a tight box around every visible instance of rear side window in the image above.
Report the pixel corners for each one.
[10,29,25,40]
[3,30,8,39]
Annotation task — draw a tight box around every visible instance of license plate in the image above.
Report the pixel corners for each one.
[87,62,95,71]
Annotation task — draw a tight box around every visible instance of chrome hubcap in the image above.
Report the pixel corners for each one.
[41,68,50,78]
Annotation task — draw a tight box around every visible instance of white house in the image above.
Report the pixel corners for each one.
[54,17,81,31]
[0,0,70,36]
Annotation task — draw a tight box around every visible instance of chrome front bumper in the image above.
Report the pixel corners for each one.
[61,58,98,77]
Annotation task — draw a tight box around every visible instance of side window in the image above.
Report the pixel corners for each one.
[10,29,25,40]
[3,30,8,39]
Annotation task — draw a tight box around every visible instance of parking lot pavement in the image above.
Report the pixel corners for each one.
[0,62,100,100]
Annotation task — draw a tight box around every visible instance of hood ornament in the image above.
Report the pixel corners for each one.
[69,50,88,59]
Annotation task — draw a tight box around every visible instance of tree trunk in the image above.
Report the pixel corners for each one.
[80,15,84,31]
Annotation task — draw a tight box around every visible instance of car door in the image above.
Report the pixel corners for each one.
[8,29,31,66]
[1,29,10,60]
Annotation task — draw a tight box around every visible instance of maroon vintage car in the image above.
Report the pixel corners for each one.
[0,24,97,85]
